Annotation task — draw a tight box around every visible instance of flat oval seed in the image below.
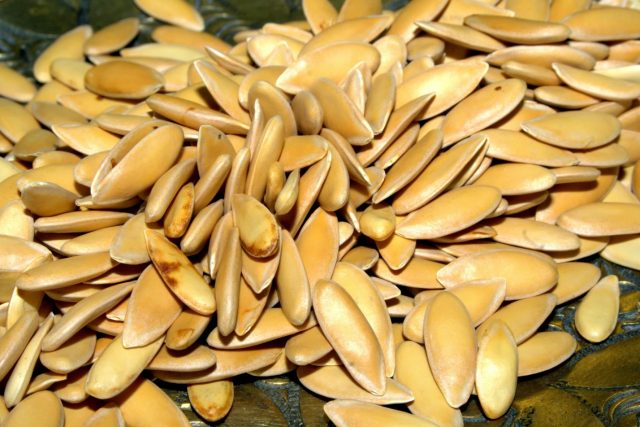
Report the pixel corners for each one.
[373,256,443,289]
[110,213,162,265]
[114,379,190,426]
[155,344,284,384]
[437,249,558,300]
[84,17,139,56]
[165,309,211,351]
[207,307,315,349]
[374,129,442,203]
[16,252,117,291]
[300,14,391,55]
[332,262,394,377]
[3,391,63,427]
[423,292,476,408]
[145,230,216,315]
[39,329,95,374]
[552,262,601,304]
[475,163,556,195]
[517,331,576,376]
[292,91,324,135]
[563,7,640,42]
[393,134,488,214]
[557,202,640,236]
[478,294,557,344]
[123,265,181,348]
[501,61,561,87]
[85,334,162,399]
[145,159,196,223]
[310,79,373,145]
[486,45,595,70]
[324,400,438,427]
[33,25,91,83]
[84,407,125,427]
[488,217,580,251]
[42,281,133,352]
[134,0,204,31]
[313,279,385,395]
[215,228,241,336]
[0,99,41,143]
[417,21,505,52]
[298,365,412,404]
[163,183,194,238]
[276,42,380,94]
[276,230,311,326]
[553,62,640,102]
[148,345,217,372]
[442,79,526,147]
[395,341,463,426]
[232,194,279,258]
[522,111,621,150]
[483,129,578,167]
[464,14,570,44]
[397,186,501,240]
[85,61,163,99]
[387,0,449,42]
[0,64,36,103]
[475,320,517,419]
[575,275,619,343]
[93,124,183,204]
[187,380,234,422]
[396,60,488,120]
[534,86,598,109]
[279,135,327,171]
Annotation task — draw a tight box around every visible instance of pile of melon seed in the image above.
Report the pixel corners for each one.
[0,0,639,425]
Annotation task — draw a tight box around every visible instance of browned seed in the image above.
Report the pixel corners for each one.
[187,380,234,422]
[145,230,216,315]
[165,309,211,351]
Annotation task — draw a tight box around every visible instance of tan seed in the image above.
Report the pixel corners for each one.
[145,230,216,315]
[517,331,576,376]
[575,275,619,343]
[437,249,558,300]
[475,320,517,419]
[423,292,476,408]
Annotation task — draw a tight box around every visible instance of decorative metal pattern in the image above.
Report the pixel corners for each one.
[1,1,639,425]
